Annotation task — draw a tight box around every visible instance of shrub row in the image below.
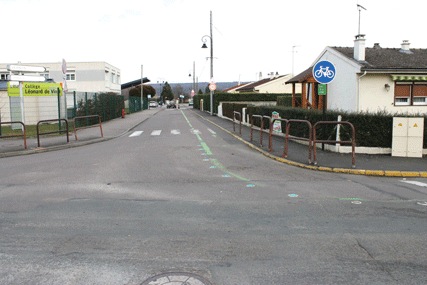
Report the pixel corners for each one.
[193,92,292,113]
[224,104,426,148]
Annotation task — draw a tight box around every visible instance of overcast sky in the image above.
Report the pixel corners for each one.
[1,0,426,85]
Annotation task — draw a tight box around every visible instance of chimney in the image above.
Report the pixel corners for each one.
[373,43,381,49]
[275,72,279,78]
[259,72,262,80]
[400,40,412,54]
[354,34,366,61]
[269,72,274,79]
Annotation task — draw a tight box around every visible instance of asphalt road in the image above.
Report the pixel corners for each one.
[0,107,426,284]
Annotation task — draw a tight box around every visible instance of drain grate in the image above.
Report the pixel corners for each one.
[141,272,212,285]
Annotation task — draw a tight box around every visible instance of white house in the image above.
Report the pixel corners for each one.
[235,73,301,94]
[297,35,427,114]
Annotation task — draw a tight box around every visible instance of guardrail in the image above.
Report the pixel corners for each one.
[37,119,69,147]
[313,121,356,168]
[285,119,313,164]
[268,118,289,152]
[250,115,271,147]
[0,121,27,149]
[233,111,242,134]
[73,115,103,141]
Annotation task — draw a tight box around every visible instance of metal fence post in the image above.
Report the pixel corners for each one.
[73,91,77,118]
[57,88,61,130]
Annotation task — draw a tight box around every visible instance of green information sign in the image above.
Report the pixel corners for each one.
[7,82,62,97]
[318,84,327,95]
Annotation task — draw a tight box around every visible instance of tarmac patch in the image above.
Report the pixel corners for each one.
[141,272,212,285]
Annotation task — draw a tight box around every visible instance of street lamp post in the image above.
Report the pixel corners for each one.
[157,77,165,104]
[201,10,214,116]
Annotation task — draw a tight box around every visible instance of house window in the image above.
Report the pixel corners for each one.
[412,84,427,105]
[66,73,76,81]
[0,73,7,80]
[40,73,49,80]
[105,71,109,82]
[394,82,427,106]
[111,72,115,83]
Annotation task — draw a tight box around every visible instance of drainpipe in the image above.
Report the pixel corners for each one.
[357,71,367,112]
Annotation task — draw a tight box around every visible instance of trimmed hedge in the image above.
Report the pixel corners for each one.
[194,93,426,149]
[243,105,427,148]
[277,94,302,107]
[193,92,290,114]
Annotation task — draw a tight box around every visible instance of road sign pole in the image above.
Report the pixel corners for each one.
[19,81,25,131]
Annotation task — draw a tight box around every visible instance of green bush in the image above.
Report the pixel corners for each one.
[277,94,302,107]
[246,106,427,148]
[193,92,290,114]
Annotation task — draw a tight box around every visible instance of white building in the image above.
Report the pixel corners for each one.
[289,36,427,114]
[0,61,121,94]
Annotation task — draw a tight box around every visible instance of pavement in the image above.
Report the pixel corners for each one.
[0,107,426,177]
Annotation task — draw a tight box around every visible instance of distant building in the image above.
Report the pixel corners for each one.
[235,73,300,93]
[0,61,121,94]
[121,78,151,101]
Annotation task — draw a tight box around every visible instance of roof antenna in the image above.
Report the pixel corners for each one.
[357,3,367,35]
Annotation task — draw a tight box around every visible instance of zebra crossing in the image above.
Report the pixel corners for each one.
[128,129,204,138]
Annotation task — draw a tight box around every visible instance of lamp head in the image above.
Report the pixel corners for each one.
[201,43,208,49]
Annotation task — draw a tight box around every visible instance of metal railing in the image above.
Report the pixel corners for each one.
[287,120,313,164]
[233,111,242,134]
[37,119,69,147]
[250,115,271,147]
[313,121,356,168]
[0,121,27,149]
[73,115,103,141]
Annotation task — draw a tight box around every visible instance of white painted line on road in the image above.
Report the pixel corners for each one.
[400,180,427,188]
[129,131,143,137]
[191,129,201,134]
[207,128,216,135]
[151,130,162,136]
[171,129,181,135]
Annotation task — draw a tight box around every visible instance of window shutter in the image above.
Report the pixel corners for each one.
[395,85,411,97]
[413,85,427,97]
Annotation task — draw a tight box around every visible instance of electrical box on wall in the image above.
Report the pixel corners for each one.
[392,117,424,158]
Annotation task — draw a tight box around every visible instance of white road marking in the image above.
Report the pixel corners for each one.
[191,129,201,134]
[400,180,427,188]
[171,129,181,135]
[129,131,143,137]
[207,128,216,135]
[151,130,162,136]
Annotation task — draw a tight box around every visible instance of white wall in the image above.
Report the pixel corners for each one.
[360,74,427,114]
[256,75,302,93]
[317,50,360,112]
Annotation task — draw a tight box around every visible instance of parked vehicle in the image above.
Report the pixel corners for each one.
[149,101,158,107]
[188,99,193,106]
[167,101,176,109]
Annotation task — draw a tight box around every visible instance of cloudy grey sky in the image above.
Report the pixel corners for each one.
[1,0,425,84]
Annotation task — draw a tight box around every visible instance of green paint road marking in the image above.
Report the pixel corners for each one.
[200,142,212,155]
[181,110,193,128]
[210,159,250,182]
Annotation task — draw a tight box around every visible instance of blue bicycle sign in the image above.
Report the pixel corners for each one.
[313,60,336,84]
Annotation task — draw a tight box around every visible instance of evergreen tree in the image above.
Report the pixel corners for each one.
[161,82,174,101]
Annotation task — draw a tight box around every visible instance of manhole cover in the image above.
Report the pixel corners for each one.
[141,272,212,285]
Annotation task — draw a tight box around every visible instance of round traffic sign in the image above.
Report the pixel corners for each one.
[209,83,216,91]
[313,60,336,84]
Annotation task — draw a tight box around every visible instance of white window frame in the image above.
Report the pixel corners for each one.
[66,72,76,81]
[413,97,427,105]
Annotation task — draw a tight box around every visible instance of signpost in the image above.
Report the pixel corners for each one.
[318,84,327,95]
[313,60,336,150]
[313,60,336,84]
